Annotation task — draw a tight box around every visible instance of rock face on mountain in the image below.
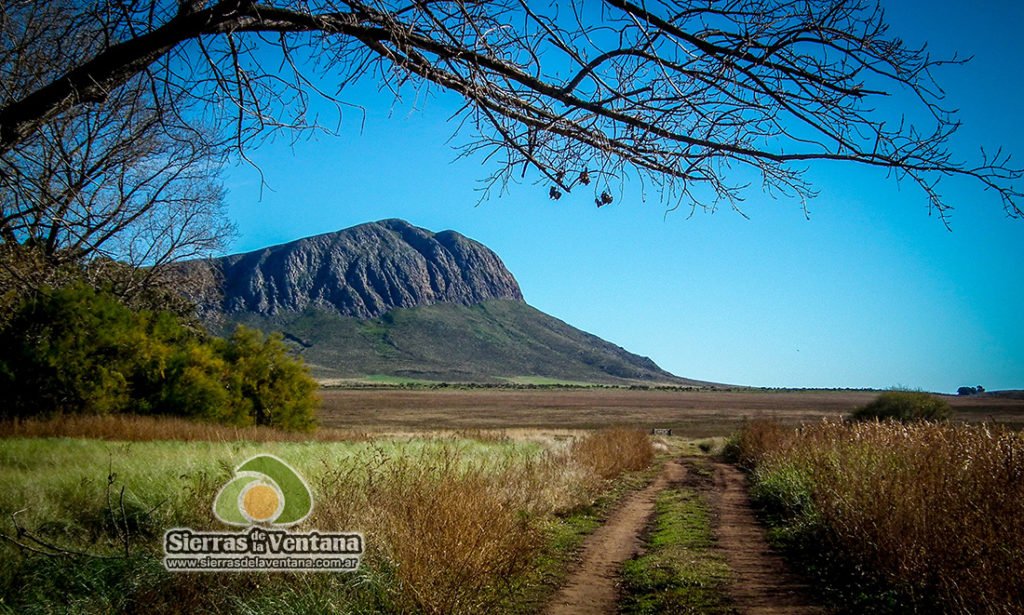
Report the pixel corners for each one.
[205,219,702,385]
[210,219,523,318]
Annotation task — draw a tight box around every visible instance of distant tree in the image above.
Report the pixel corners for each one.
[976,385,985,393]
[0,0,1020,224]
[958,386,978,396]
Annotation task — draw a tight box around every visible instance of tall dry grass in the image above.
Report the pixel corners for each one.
[736,419,1024,614]
[306,430,651,614]
[0,421,653,613]
[0,413,369,442]
[570,427,655,479]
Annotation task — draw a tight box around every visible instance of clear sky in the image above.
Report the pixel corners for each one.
[220,1,1023,393]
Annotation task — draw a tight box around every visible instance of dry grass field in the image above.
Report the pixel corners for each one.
[3,390,1022,613]
[0,426,656,614]
[734,419,1024,612]
[317,388,1024,436]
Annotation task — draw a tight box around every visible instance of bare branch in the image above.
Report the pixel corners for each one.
[0,0,1018,226]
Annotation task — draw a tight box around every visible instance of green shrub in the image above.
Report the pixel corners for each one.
[720,434,742,464]
[159,340,247,424]
[0,284,155,417]
[851,390,951,423]
[0,284,317,430]
[214,327,318,431]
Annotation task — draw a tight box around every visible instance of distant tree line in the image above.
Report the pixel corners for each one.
[957,385,986,396]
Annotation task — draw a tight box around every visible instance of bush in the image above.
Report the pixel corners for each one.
[851,390,951,422]
[749,463,816,522]
[0,284,167,417]
[0,284,317,430]
[213,327,318,431]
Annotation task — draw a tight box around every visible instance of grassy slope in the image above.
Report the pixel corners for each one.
[220,299,699,386]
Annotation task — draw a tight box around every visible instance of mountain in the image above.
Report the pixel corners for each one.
[212,219,522,319]
[202,220,700,386]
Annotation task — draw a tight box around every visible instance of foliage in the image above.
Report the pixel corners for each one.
[851,390,952,422]
[0,244,219,330]
[213,326,319,431]
[733,420,1024,614]
[0,284,316,429]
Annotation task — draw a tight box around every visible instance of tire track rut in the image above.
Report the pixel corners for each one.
[710,460,825,615]
[543,456,826,614]
[544,459,686,615]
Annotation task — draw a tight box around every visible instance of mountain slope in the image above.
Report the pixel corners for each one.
[220,300,699,385]
[203,219,699,386]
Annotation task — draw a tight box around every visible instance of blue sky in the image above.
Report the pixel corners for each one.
[221,1,1023,393]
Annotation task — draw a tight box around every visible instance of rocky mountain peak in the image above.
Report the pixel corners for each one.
[210,219,524,318]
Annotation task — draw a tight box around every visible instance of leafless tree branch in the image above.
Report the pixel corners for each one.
[0,0,1018,228]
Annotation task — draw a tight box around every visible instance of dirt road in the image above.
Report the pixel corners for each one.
[544,459,687,614]
[544,457,825,614]
[711,461,825,614]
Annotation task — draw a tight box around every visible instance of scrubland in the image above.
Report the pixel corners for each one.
[7,394,1024,614]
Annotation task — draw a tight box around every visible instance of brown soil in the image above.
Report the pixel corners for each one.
[318,388,1024,435]
[544,459,687,615]
[544,457,827,614]
[710,460,825,614]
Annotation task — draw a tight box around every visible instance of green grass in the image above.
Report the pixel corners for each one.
[0,429,662,614]
[620,484,732,614]
[0,437,531,527]
[360,374,437,385]
[500,376,598,387]
[0,436,548,614]
[220,300,690,386]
